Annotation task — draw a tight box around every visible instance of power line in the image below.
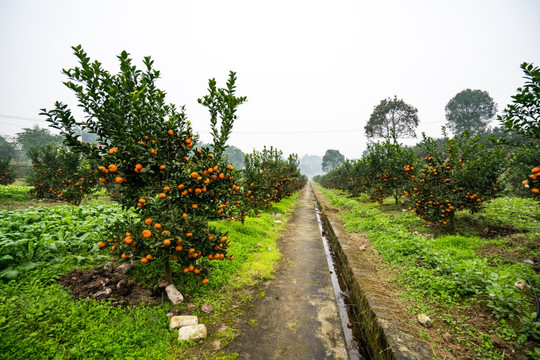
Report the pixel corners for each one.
[0,114,46,122]
[233,128,364,135]
[0,113,446,133]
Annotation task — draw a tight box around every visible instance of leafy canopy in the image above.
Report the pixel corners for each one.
[322,149,345,172]
[364,96,419,144]
[499,62,540,139]
[15,125,63,156]
[445,89,497,135]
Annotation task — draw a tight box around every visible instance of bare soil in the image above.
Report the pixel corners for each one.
[57,266,160,307]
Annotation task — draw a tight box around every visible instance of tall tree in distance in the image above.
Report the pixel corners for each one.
[16,125,63,156]
[445,89,497,135]
[364,96,419,144]
[499,62,540,139]
[322,149,345,172]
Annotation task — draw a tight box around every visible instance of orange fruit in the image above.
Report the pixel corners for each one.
[190,172,199,179]
[145,218,153,225]
[227,164,234,170]
[175,245,183,251]
[121,254,128,259]
[142,230,152,238]
[141,258,148,264]
[163,239,171,246]
[532,188,540,194]
[155,223,162,229]
[98,241,106,248]
[108,164,118,173]
[124,236,133,244]
[168,129,174,135]
[532,167,540,174]
[146,254,153,260]
[160,165,166,170]
[114,176,123,184]
[202,279,209,284]
[192,204,198,209]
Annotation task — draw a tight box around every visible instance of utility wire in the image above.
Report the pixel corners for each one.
[0,114,46,122]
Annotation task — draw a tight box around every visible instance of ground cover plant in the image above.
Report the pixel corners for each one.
[0,185,32,205]
[314,184,540,359]
[0,192,298,360]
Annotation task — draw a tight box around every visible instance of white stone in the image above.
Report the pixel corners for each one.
[169,315,198,330]
[178,324,207,341]
[417,313,432,328]
[165,284,184,305]
[514,280,529,290]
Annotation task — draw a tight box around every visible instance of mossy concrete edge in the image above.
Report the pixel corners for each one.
[312,186,437,360]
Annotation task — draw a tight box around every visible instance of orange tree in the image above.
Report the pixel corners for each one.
[27,144,98,205]
[523,165,540,196]
[314,160,357,194]
[0,157,15,185]
[42,45,246,284]
[408,131,506,230]
[242,146,306,216]
[363,141,418,204]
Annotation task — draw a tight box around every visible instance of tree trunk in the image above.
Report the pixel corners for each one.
[450,214,457,233]
[163,257,172,284]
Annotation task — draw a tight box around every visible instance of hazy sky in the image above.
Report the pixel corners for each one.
[1,0,539,159]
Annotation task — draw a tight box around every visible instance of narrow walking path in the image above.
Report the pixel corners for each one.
[225,185,348,359]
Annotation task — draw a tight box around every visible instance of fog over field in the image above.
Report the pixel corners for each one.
[1,0,539,159]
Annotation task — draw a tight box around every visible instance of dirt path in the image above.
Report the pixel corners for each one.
[225,185,348,359]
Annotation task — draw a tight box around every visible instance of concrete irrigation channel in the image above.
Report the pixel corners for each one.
[226,184,436,359]
[311,184,436,360]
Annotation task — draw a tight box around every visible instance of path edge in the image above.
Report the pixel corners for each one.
[311,184,437,360]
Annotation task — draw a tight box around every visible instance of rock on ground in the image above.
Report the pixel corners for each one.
[178,324,207,341]
[169,315,198,330]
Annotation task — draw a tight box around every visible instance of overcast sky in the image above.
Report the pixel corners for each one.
[1,0,539,159]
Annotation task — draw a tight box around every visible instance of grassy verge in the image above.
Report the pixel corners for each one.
[0,192,298,360]
[314,184,539,360]
[0,184,112,211]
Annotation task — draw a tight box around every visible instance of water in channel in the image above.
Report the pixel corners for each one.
[312,192,372,360]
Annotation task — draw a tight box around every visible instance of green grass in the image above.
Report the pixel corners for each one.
[0,185,33,204]
[0,184,113,211]
[314,184,540,358]
[0,192,299,360]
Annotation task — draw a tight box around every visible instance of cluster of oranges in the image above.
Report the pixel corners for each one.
[523,167,540,195]
[95,130,244,284]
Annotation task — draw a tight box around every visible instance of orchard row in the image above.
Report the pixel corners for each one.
[314,131,539,231]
